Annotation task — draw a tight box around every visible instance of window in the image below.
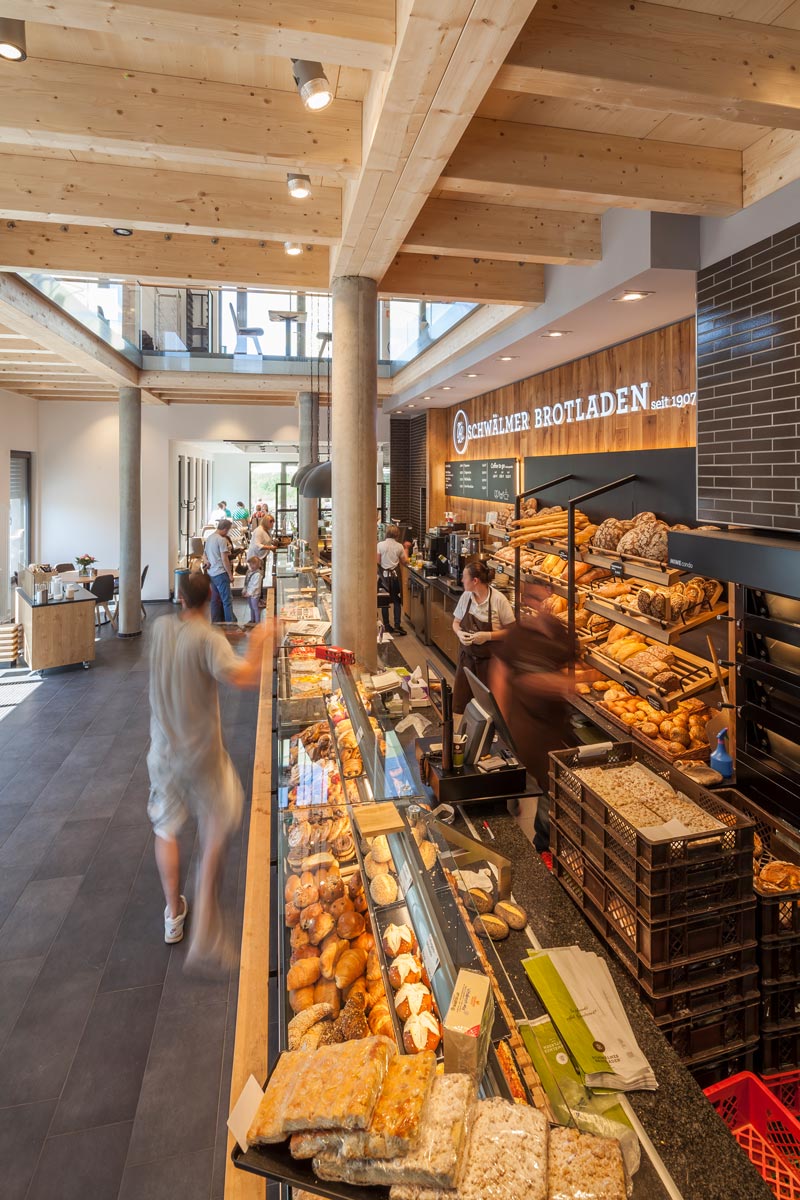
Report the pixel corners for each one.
[8,451,31,617]
[250,462,299,532]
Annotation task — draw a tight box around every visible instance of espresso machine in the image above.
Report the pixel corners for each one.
[423,532,450,576]
[447,532,481,579]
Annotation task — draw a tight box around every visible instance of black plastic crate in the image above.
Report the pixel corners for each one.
[688,1040,760,1089]
[760,935,800,984]
[638,969,760,1023]
[659,999,760,1063]
[759,1026,800,1074]
[717,788,800,942]
[762,979,800,1029]
[550,742,754,868]
[552,823,757,967]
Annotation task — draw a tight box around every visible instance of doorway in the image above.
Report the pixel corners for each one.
[9,450,31,616]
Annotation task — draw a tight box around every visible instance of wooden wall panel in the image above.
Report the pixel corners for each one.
[427,320,696,525]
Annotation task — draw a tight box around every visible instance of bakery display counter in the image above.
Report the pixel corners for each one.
[15,585,96,671]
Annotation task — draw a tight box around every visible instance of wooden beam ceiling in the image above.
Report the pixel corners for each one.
[0,1,395,71]
[0,59,361,180]
[403,198,601,264]
[140,372,393,399]
[332,0,540,281]
[380,255,544,305]
[0,155,342,245]
[496,0,800,131]
[0,223,331,289]
[441,118,743,215]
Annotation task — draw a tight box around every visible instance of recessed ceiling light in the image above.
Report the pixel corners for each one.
[112,227,133,237]
[291,59,333,111]
[498,355,518,362]
[422,395,432,400]
[287,172,312,199]
[284,241,303,256]
[614,290,653,302]
[542,330,570,338]
[0,18,26,61]
[466,373,480,378]
[407,404,416,409]
[442,386,452,391]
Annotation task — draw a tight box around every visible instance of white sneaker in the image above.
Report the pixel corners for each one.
[164,896,188,944]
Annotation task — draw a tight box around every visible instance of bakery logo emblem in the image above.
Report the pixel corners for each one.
[452,407,530,454]
[592,1040,606,1053]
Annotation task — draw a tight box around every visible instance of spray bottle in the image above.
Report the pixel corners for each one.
[710,727,734,780]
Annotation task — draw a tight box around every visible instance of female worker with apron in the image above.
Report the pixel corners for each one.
[451,561,515,715]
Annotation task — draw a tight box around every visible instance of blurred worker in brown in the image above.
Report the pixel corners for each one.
[490,579,576,856]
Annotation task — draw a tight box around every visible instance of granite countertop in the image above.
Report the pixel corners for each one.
[455,806,773,1200]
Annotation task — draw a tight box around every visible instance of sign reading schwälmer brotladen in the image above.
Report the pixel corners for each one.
[452,380,697,453]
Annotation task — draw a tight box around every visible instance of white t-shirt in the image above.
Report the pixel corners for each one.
[243,567,263,597]
[248,526,273,561]
[205,531,230,577]
[378,538,405,570]
[147,614,244,830]
[454,586,515,629]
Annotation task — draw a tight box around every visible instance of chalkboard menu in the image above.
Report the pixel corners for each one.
[444,458,517,503]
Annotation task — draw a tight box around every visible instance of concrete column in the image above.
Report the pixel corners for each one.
[118,387,142,637]
[297,390,319,561]
[331,276,378,670]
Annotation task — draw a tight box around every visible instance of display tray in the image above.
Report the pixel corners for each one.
[583,640,722,712]
[232,1137,389,1199]
[514,536,682,588]
[583,590,726,646]
[576,692,711,762]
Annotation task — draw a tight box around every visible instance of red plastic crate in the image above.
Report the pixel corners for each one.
[763,1072,800,1121]
[705,1071,800,1200]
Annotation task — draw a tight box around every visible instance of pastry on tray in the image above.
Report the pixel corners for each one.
[282,1035,396,1132]
[547,1126,626,1200]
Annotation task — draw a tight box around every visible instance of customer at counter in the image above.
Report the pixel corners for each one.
[490,578,576,854]
[248,514,275,563]
[377,525,408,635]
[452,561,515,714]
[204,519,235,624]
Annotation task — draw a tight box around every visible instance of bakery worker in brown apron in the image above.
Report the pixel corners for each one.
[490,578,576,852]
[451,561,515,716]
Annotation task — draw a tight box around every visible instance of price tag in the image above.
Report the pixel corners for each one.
[422,932,440,981]
[559,549,569,561]
[399,860,413,898]
[356,727,365,744]
[610,561,625,579]
[623,681,639,697]
[648,694,664,713]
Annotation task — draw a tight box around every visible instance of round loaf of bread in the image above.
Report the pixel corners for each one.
[364,851,389,880]
[318,875,344,904]
[337,910,365,940]
[493,900,527,930]
[370,835,393,864]
[370,873,399,906]
[468,887,494,914]
[474,913,510,941]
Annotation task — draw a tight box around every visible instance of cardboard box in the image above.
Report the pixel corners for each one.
[444,969,494,1080]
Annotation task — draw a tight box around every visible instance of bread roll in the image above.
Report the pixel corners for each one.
[388,953,422,989]
[284,904,301,928]
[289,986,316,1014]
[337,911,365,940]
[312,979,341,1018]
[299,902,323,931]
[346,976,368,1007]
[353,931,375,954]
[474,913,510,940]
[493,900,527,930]
[370,873,399,906]
[290,926,310,950]
[382,923,415,957]
[468,887,493,914]
[364,852,389,880]
[370,835,393,864]
[395,982,433,1020]
[284,874,302,905]
[290,945,320,965]
[318,875,344,904]
[293,883,319,911]
[308,912,335,945]
[335,947,368,990]
[328,896,354,920]
[403,1012,441,1054]
[286,957,322,990]
[366,948,383,983]
[418,840,437,871]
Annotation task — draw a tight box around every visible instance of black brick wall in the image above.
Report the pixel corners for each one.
[389,414,427,538]
[697,222,800,533]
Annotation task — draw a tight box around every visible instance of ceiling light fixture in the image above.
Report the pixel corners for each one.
[422,395,432,400]
[407,404,416,409]
[0,18,26,61]
[291,60,333,111]
[112,227,133,237]
[614,290,653,303]
[442,386,452,391]
[287,172,312,199]
[498,355,518,362]
[466,373,480,378]
[542,330,570,338]
[284,241,303,256]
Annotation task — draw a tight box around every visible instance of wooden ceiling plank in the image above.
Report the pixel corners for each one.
[743,126,800,203]
[379,253,544,305]
[332,0,540,281]
[141,371,393,398]
[0,155,342,244]
[0,271,139,388]
[442,118,743,215]
[0,1,394,71]
[403,197,601,264]
[496,0,800,131]
[0,59,361,180]
[0,222,331,290]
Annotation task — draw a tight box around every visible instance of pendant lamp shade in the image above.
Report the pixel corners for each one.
[300,461,331,499]
[291,462,317,489]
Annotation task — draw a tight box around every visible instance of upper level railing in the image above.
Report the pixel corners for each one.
[16,273,477,373]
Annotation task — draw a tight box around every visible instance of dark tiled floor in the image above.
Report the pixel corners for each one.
[0,601,258,1199]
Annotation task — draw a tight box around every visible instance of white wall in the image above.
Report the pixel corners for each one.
[0,388,39,621]
[39,402,301,601]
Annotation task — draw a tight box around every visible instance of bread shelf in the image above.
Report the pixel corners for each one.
[580,547,684,587]
[583,594,728,646]
[573,692,712,762]
[583,641,725,712]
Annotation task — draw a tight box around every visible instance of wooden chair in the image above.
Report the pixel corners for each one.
[90,573,117,629]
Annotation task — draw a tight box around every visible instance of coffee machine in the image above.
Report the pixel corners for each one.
[447,532,481,579]
[423,532,450,576]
